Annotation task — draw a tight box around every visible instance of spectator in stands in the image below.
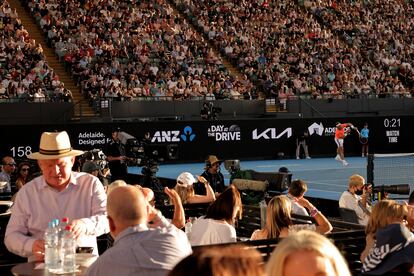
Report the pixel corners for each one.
[360,199,407,262]
[0,156,16,193]
[189,185,242,246]
[266,230,351,276]
[174,172,215,204]
[15,161,32,191]
[169,245,264,276]
[196,155,225,195]
[361,223,414,275]
[5,131,108,261]
[286,179,309,216]
[250,195,332,240]
[339,174,372,226]
[86,185,191,276]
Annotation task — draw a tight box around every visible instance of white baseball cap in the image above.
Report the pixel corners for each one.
[176,172,197,187]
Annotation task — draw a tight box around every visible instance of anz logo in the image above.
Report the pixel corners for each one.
[252,128,292,140]
[181,126,196,142]
[151,126,196,143]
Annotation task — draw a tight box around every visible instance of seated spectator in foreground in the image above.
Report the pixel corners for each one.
[106,179,127,195]
[5,131,108,261]
[169,245,264,276]
[360,199,407,262]
[266,230,351,276]
[362,224,414,275]
[106,182,185,248]
[406,191,414,231]
[174,172,215,204]
[189,185,242,246]
[14,161,32,191]
[339,174,372,225]
[0,156,16,193]
[86,185,191,276]
[136,185,185,230]
[286,179,310,216]
[250,195,332,240]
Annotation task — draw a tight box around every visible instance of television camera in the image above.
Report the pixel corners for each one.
[80,149,108,170]
[200,102,222,120]
[118,131,166,190]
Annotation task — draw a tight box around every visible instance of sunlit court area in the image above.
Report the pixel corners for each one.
[1,0,414,275]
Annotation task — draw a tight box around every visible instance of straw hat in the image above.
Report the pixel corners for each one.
[206,155,221,166]
[28,131,84,160]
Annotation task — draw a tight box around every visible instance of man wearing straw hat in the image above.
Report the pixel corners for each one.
[5,131,108,262]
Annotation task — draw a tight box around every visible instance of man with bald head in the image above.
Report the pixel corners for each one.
[86,186,191,276]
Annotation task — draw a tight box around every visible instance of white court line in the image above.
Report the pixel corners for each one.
[256,165,362,172]
[308,188,340,194]
[305,181,347,188]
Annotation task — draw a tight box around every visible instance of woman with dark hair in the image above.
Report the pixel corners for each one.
[169,245,264,276]
[189,185,242,246]
[15,162,32,190]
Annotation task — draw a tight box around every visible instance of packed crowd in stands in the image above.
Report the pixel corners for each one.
[175,0,414,101]
[2,0,413,106]
[25,0,256,107]
[0,1,71,102]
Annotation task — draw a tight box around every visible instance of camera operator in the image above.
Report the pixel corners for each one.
[339,174,372,225]
[106,128,128,182]
[82,160,110,189]
[200,102,210,120]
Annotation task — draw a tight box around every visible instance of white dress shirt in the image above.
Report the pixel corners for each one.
[5,172,109,261]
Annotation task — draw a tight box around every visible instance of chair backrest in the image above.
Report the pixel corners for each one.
[339,207,359,224]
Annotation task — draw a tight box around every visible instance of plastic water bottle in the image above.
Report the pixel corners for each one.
[44,221,59,271]
[185,219,192,237]
[61,225,77,273]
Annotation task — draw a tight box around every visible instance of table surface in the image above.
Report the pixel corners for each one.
[11,262,88,276]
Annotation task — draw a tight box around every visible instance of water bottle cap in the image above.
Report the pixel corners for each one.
[48,221,54,228]
[53,219,60,226]
[65,225,71,231]
[62,217,69,223]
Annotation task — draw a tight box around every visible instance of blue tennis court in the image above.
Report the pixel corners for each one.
[129,154,414,201]
[129,156,370,201]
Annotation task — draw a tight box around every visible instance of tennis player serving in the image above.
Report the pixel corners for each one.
[334,122,359,166]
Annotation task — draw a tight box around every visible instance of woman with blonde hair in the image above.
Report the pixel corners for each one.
[174,172,215,204]
[266,230,351,276]
[360,199,407,261]
[251,195,332,240]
